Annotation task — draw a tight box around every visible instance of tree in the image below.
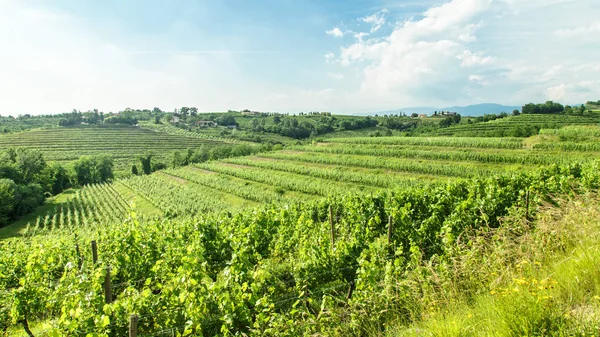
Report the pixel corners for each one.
[72,157,94,186]
[15,149,46,183]
[172,151,187,168]
[189,107,198,116]
[94,156,114,183]
[180,107,190,120]
[215,115,237,126]
[131,165,139,176]
[72,156,114,186]
[512,109,520,116]
[139,154,153,175]
[44,163,70,195]
[0,179,16,226]
[411,113,419,118]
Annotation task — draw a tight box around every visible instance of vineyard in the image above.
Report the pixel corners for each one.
[3,122,600,336]
[432,114,600,137]
[1,159,600,336]
[0,125,233,173]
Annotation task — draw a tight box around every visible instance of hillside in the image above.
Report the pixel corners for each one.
[3,114,600,336]
[0,124,236,173]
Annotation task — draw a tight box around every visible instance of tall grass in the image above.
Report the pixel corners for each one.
[385,194,600,336]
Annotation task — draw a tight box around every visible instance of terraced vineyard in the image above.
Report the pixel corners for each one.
[12,133,600,241]
[0,124,235,172]
[434,114,600,136]
[6,125,600,336]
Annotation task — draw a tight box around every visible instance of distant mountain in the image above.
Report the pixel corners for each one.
[372,103,521,117]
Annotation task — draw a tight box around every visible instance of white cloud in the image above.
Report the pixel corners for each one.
[324,0,600,109]
[546,83,567,101]
[327,73,344,80]
[555,22,600,37]
[324,52,335,63]
[457,50,494,67]
[361,10,387,33]
[326,27,344,37]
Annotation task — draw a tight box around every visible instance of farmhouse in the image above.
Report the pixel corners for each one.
[170,116,180,123]
[419,114,428,118]
[194,120,217,127]
[441,111,457,116]
[242,110,261,116]
[226,124,238,129]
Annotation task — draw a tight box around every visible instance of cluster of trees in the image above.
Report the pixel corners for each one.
[58,108,168,127]
[131,154,167,176]
[522,101,565,114]
[379,117,416,131]
[468,112,510,124]
[337,117,378,131]
[0,149,114,227]
[439,113,462,127]
[171,144,272,168]
[586,100,600,105]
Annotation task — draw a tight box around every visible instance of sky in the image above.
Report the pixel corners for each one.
[0,0,599,115]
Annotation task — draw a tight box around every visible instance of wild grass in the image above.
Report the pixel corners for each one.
[385,194,600,336]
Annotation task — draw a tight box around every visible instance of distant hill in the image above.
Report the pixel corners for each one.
[372,103,521,117]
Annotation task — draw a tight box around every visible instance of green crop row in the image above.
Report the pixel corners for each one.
[324,136,524,149]
[261,151,529,178]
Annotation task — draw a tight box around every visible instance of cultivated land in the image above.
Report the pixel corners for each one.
[2,112,600,336]
[0,125,234,173]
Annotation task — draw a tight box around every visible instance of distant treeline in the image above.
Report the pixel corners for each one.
[522,101,587,115]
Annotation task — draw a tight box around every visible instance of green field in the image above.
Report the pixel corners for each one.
[3,114,600,336]
[432,113,600,136]
[0,124,234,173]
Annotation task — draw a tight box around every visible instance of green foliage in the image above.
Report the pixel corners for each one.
[1,161,599,336]
[72,155,114,186]
[138,153,153,175]
[522,101,564,114]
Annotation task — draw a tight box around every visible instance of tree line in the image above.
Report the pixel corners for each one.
[0,149,114,227]
[522,101,588,115]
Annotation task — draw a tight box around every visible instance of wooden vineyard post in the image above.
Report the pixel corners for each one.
[104,267,113,304]
[525,190,530,220]
[329,205,335,252]
[387,215,393,246]
[75,235,83,270]
[129,314,139,337]
[91,240,98,264]
[20,318,34,337]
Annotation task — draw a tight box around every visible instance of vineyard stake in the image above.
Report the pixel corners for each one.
[346,281,355,300]
[525,190,530,220]
[129,314,138,337]
[20,318,34,337]
[329,205,335,252]
[75,235,82,270]
[104,267,113,304]
[387,215,393,246]
[91,240,98,264]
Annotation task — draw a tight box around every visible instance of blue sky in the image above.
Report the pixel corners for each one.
[0,0,599,115]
